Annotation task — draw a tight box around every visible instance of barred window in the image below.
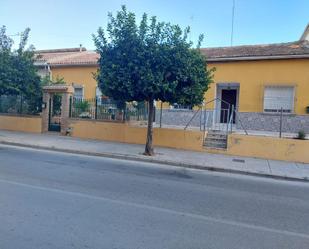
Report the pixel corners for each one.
[74,86,84,100]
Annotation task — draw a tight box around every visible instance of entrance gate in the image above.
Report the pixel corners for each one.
[48,94,62,132]
[42,85,74,135]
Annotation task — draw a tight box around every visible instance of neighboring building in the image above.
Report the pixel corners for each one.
[203,24,309,131]
[35,24,309,132]
[158,24,309,132]
[35,47,99,100]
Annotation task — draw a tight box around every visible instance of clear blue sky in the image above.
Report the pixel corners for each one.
[1,0,308,50]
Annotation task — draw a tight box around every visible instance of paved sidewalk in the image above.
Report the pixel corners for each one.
[0,130,308,182]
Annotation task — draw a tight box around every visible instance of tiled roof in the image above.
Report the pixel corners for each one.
[35,48,99,66]
[36,39,309,66]
[201,40,309,62]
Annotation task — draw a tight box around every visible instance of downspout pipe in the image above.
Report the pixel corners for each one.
[47,63,52,81]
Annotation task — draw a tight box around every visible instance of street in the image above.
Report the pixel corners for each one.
[0,144,309,249]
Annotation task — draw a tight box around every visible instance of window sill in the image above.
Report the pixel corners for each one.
[261,112,296,117]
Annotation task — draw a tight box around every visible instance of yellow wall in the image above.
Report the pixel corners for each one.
[70,119,204,151]
[0,115,42,133]
[205,59,309,114]
[205,133,309,164]
[227,134,309,163]
[70,119,309,163]
[1,114,309,163]
[51,66,98,99]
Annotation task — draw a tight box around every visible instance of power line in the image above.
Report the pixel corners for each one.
[231,0,236,46]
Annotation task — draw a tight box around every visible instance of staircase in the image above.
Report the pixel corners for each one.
[204,130,228,149]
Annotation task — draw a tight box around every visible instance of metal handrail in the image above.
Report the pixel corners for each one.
[184,107,201,130]
[227,105,234,134]
[184,97,231,130]
[201,98,249,135]
[203,97,231,110]
[235,110,248,135]
[183,98,250,135]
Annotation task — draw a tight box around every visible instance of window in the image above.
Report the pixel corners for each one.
[263,86,294,113]
[74,86,84,100]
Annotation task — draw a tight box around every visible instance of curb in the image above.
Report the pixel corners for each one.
[1,140,308,183]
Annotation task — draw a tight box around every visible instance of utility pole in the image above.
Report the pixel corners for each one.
[231,0,236,46]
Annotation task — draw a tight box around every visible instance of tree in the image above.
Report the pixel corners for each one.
[93,6,213,155]
[0,26,41,112]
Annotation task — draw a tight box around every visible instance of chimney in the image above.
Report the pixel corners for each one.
[79,44,82,52]
[300,23,309,42]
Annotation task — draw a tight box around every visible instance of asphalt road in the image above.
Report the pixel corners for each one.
[0,144,309,249]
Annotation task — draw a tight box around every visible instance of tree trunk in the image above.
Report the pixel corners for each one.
[144,99,154,156]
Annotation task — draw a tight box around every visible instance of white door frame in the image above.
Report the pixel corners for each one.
[213,83,240,127]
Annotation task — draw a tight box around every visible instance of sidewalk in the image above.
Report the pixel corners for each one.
[0,130,308,182]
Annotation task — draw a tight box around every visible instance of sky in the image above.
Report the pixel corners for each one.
[1,0,309,50]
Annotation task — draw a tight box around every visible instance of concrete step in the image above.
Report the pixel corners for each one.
[205,145,227,150]
[206,134,227,140]
[205,138,227,144]
[204,130,228,149]
[207,130,227,135]
[204,142,227,149]
[204,139,227,147]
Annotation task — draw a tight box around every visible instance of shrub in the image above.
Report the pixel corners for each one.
[296,130,306,140]
[74,100,90,112]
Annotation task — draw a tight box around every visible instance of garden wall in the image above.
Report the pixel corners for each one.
[226,134,309,164]
[0,114,42,133]
[69,119,204,151]
[70,119,309,163]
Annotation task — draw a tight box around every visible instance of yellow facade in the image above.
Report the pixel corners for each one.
[50,59,309,115]
[51,66,98,99]
[205,59,309,114]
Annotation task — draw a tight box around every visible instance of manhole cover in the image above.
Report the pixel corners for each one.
[232,158,245,163]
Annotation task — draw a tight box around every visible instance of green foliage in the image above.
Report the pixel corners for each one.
[0,26,41,112]
[296,130,306,140]
[93,6,213,155]
[74,100,90,112]
[41,75,66,86]
[93,6,213,105]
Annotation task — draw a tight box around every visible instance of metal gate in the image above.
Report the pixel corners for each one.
[48,94,62,132]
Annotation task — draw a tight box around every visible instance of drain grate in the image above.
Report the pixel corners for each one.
[232,158,245,163]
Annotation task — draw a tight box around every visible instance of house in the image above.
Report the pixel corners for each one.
[158,24,309,133]
[35,24,309,133]
[35,47,99,100]
[201,24,309,122]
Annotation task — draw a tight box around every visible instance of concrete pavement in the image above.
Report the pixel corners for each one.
[1,145,309,249]
[0,130,309,181]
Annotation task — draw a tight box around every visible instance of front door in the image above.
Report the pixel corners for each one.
[48,94,62,132]
[220,89,237,123]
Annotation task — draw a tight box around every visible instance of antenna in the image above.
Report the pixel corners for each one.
[231,0,236,46]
